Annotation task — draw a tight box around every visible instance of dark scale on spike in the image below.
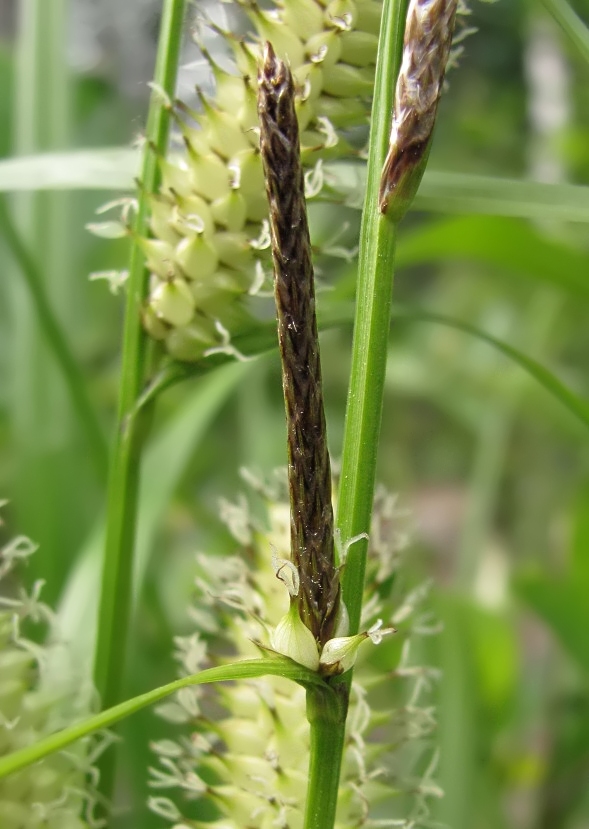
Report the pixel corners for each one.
[379,0,459,219]
[258,42,340,646]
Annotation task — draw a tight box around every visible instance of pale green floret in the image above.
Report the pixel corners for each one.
[0,521,97,828]
[320,631,370,674]
[319,620,393,675]
[271,602,321,670]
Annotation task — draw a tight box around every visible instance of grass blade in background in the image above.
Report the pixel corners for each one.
[542,0,589,63]
[395,215,589,301]
[393,307,589,431]
[0,147,138,191]
[3,149,589,223]
[8,0,82,601]
[57,363,247,663]
[328,163,589,222]
[415,170,589,221]
[93,0,186,805]
[0,195,107,478]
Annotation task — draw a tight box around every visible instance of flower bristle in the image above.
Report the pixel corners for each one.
[0,510,99,829]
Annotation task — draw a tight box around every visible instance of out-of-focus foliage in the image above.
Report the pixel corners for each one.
[0,1,588,828]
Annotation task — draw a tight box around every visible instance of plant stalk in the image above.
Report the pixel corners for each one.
[298,0,409,822]
[337,0,409,635]
[93,0,186,805]
[304,685,348,829]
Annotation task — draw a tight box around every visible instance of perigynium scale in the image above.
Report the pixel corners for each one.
[379,0,459,220]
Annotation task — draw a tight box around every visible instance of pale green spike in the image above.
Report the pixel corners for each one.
[197,92,253,159]
[312,94,368,126]
[247,9,306,66]
[149,196,181,244]
[137,238,177,279]
[354,0,383,34]
[142,304,169,340]
[183,150,232,202]
[325,0,358,28]
[230,149,268,222]
[170,193,215,238]
[292,62,324,104]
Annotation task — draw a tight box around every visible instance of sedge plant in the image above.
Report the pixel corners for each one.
[0,0,499,827]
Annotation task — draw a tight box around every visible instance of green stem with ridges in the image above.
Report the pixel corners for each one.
[337,0,409,634]
[304,685,348,829]
[93,0,186,805]
[302,1,409,826]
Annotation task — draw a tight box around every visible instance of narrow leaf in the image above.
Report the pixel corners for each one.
[516,573,589,673]
[394,307,589,430]
[396,215,589,301]
[326,163,589,222]
[57,363,247,661]
[0,148,138,191]
[0,658,325,781]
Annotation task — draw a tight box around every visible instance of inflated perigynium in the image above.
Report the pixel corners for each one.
[149,479,442,828]
[0,519,97,829]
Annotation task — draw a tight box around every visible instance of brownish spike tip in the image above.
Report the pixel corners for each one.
[258,43,341,646]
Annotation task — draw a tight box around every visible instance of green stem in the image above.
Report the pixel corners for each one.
[304,685,348,829]
[302,1,408,826]
[93,0,186,804]
[0,195,107,479]
[337,0,409,635]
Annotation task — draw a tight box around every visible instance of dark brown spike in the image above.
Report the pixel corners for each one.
[258,42,340,646]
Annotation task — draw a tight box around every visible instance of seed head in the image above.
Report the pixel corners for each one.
[258,43,341,647]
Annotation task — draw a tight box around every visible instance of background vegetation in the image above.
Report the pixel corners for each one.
[1,0,589,827]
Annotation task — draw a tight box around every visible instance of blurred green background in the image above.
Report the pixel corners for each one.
[1,0,589,827]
